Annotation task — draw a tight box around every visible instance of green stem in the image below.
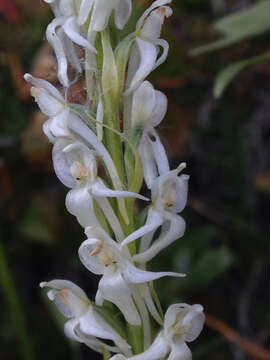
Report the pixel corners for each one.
[0,239,34,360]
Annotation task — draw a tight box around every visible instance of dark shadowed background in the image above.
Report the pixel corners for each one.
[1,0,270,359]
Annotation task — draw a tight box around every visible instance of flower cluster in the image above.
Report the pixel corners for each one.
[25,0,205,358]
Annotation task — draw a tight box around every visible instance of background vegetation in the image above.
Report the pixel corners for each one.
[1,0,270,359]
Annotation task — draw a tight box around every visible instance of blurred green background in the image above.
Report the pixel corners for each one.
[1,0,270,359]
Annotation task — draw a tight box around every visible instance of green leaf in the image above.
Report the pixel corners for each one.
[214,50,270,98]
[189,247,235,288]
[190,0,270,55]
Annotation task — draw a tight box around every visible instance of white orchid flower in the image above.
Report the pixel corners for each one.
[79,226,185,326]
[45,0,132,86]
[130,81,169,188]
[40,279,130,354]
[109,303,205,360]
[24,74,72,142]
[122,163,189,263]
[53,139,148,240]
[44,0,97,87]
[125,0,172,95]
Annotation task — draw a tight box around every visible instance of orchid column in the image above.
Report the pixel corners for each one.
[25,0,205,358]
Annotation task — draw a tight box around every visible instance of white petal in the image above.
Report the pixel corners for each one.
[123,261,185,284]
[140,6,172,42]
[80,306,119,341]
[125,38,157,95]
[110,355,127,360]
[140,283,163,325]
[182,304,205,342]
[130,332,169,360]
[114,0,132,29]
[147,128,170,176]
[43,119,56,143]
[65,187,100,227]
[40,279,88,300]
[168,342,192,360]
[91,180,149,201]
[139,139,158,189]
[50,107,71,138]
[46,17,69,87]
[122,207,163,246]
[79,238,105,275]
[91,0,118,31]
[136,0,172,31]
[59,0,74,17]
[58,28,82,73]
[78,0,94,25]
[40,279,89,318]
[52,138,76,188]
[133,213,186,263]
[63,17,97,52]
[151,90,167,127]
[131,81,156,127]
[152,38,169,70]
[29,87,63,117]
[64,319,83,342]
[98,271,141,326]
[66,322,120,354]
[24,73,62,99]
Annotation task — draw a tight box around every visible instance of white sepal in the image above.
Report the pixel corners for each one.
[24,74,71,142]
[97,269,142,326]
[122,259,185,284]
[114,0,132,30]
[121,207,163,246]
[46,17,69,87]
[65,187,100,227]
[65,320,120,354]
[132,213,186,263]
[63,17,97,52]
[167,342,192,360]
[91,179,149,202]
[135,0,172,31]
[78,0,94,25]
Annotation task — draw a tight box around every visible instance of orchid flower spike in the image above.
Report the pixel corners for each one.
[79,226,185,326]
[40,280,130,354]
[122,164,189,263]
[53,139,147,240]
[125,0,172,94]
[110,303,205,360]
[24,74,72,142]
[130,81,169,188]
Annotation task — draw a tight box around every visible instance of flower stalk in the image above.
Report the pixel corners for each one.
[25,0,205,358]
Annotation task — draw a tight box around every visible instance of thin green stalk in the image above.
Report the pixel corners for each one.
[0,239,34,360]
